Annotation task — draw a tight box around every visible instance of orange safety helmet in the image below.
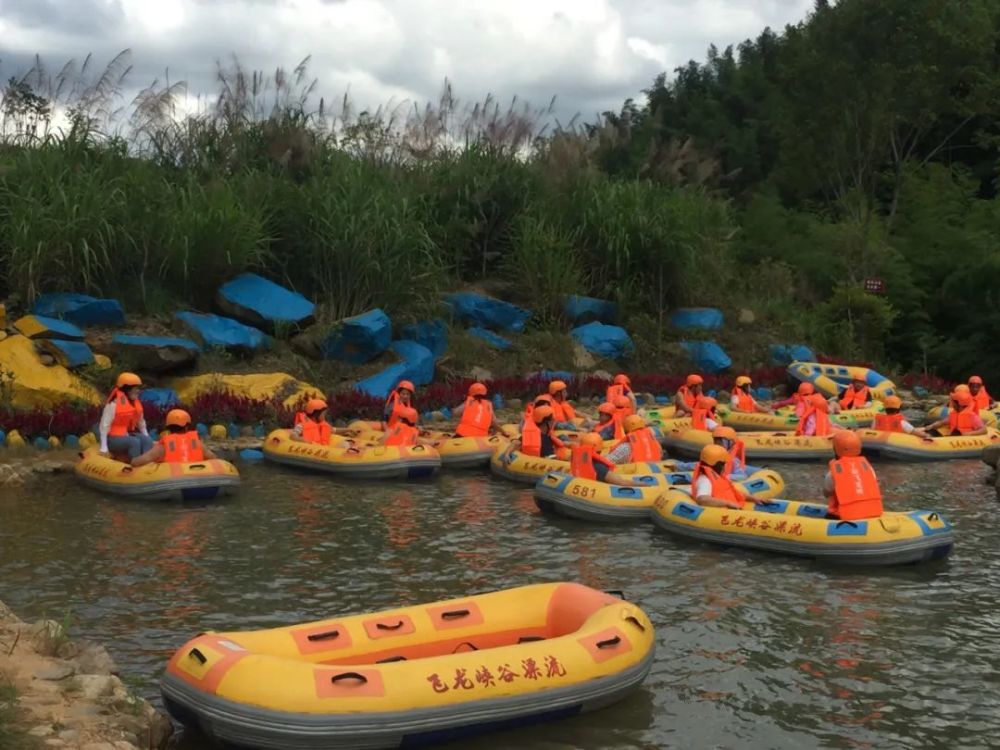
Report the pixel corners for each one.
[832,431,862,458]
[468,382,488,397]
[397,380,415,393]
[623,415,646,433]
[953,390,973,407]
[712,426,738,441]
[306,398,328,415]
[398,406,419,424]
[116,372,142,388]
[810,393,830,411]
[686,374,704,386]
[696,396,718,410]
[953,384,971,395]
[797,382,815,396]
[548,380,568,395]
[969,375,984,386]
[613,374,631,385]
[882,395,902,410]
[581,432,604,448]
[614,396,632,409]
[735,375,752,387]
[533,405,554,424]
[164,409,192,428]
[598,402,616,415]
[699,444,729,467]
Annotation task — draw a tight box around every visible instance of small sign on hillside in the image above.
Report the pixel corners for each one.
[863,278,886,294]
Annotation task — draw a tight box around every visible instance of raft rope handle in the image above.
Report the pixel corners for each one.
[307,629,341,642]
[835,521,860,529]
[596,635,622,649]
[928,512,940,521]
[376,655,407,663]
[452,641,479,653]
[625,616,646,632]
[375,620,405,631]
[189,648,207,665]
[189,464,206,470]
[617,487,638,496]
[330,672,368,685]
[440,609,471,621]
[675,505,698,516]
[413,445,426,452]
[518,635,545,643]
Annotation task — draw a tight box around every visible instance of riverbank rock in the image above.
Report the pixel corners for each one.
[111,335,199,373]
[171,372,322,410]
[982,443,1000,469]
[14,314,86,341]
[680,340,732,374]
[217,273,315,332]
[175,311,271,354]
[320,309,392,364]
[564,295,617,325]
[0,335,100,408]
[670,307,724,330]
[770,344,817,366]
[389,340,435,386]
[447,292,530,333]
[571,322,635,360]
[31,293,126,328]
[36,339,96,369]
[139,388,181,409]
[400,319,448,359]
[572,342,596,369]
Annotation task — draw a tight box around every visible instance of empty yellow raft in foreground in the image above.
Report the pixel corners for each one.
[533,469,785,523]
[858,428,1000,461]
[664,428,835,461]
[74,448,240,501]
[649,490,953,565]
[161,582,655,750]
[263,429,441,480]
[431,434,509,469]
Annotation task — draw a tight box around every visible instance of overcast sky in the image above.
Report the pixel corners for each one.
[0,0,813,124]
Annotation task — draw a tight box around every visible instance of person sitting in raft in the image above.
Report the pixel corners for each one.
[384,407,421,446]
[570,432,618,482]
[772,382,815,417]
[605,415,663,464]
[383,380,415,429]
[595,402,619,441]
[691,396,720,432]
[453,382,497,437]
[872,396,917,434]
[518,405,567,458]
[712,426,745,477]
[823,432,883,520]
[922,390,988,437]
[99,372,153,461]
[522,395,554,431]
[291,399,333,445]
[969,376,994,411]
[730,375,772,414]
[796,393,841,437]
[674,374,704,417]
[833,376,872,413]
[548,380,579,428]
[132,409,217,467]
[692,444,764,510]
[606,374,637,411]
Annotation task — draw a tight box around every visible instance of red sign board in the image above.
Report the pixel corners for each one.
[863,278,886,294]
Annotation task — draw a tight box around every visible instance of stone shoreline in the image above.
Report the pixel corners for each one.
[0,600,173,749]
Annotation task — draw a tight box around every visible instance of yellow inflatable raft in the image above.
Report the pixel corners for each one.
[664,428,835,461]
[161,582,655,749]
[717,404,881,431]
[858,428,1000,461]
[788,362,896,399]
[926,405,1000,428]
[431,434,509,469]
[649,490,953,565]
[533,469,785,523]
[74,448,240,501]
[490,445,679,485]
[263,429,441,480]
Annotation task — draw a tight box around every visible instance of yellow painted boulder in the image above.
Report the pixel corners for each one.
[93,353,112,371]
[6,430,26,449]
[170,373,322,410]
[0,335,100,409]
[209,424,228,440]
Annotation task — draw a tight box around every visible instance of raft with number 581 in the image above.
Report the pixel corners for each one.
[161,582,655,749]
[649,490,953,566]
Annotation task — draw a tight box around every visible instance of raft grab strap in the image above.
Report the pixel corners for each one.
[440,609,470,621]
[375,621,405,631]
[596,636,622,649]
[189,648,207,665]
[307,629,341,642]
[330,672,368,685]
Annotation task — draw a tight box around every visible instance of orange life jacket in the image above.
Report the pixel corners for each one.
[611,413,626,441]
[160,431,205,463]
[691,407,716,431]
[385,422,419,447]
[551,399,576,423]
[626,427,662,462]
[456,397,493,437]
[827,456,883,520]
[948,406,980,435]
[724,441,746,477]
[521,419,542,457]
[677,385,698,410]
[796,404,831,436]
[107,388,143,437]
[733,389,755,412]
[839,385,870,411]
[794,395,808,418]
[297,415,332,445]
[973,388,992,411]
[606,384,630,404]
[569,444,614,480]
[384,391,409,428]
[691,464,745,508]
[874,413,905,433]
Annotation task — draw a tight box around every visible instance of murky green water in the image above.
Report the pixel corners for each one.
[1,455,998,749]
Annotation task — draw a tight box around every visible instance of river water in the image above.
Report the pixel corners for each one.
[1,456,997,749]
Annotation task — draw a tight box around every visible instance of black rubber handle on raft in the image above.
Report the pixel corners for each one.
[596,636,622,649]
[330,672,368,685]
[452,641,479,653]
[189,648,207,665]
[376,655,407,663]
[189,464,206,470]
[440,609,470,620]
[307,629,340,642]
[618,487,637,496]
[518,635,545,643]
[625,616,646,632]
[604,589,627,600]
[376,621,405,631]
[928,513,940,521]
[836,521,860,529]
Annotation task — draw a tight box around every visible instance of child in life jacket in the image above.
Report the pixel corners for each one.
[518,405,567,458]
[730,375,772,414]
[604,415,663,464]
[547,380,579,429]
[690,397,720,431]
[384,380,415,429]
[132,409,217,467]
[711,426,745,477]
[832,376,872,413]
[772,382,815,417]
[569,432,646,486]
[291,399,334,445]
[99,372,153,461]
[452,382,498,437]
[969,376,994,411]
[823,431,883,520]
[384,407,420,446]
[674,374,703,416]
[872,396,917,434]
[605,374,637,411]
[922,390,988,437]
[691,444,764,510]
[595,402,619,441]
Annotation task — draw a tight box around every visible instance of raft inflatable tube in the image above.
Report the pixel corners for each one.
[263,429,441,480]
[533,469,786,523]
[74,448,240,501]
[664,428,834,461]
[858,428,1000,461]
[431,434,509,469]
[649,490,953,566]
[788,362,896,400]
[490,446,679,485]
[161,582,655,750]
[716,404,881,431]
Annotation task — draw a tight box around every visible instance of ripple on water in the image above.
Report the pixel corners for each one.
[1,460,999,749]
